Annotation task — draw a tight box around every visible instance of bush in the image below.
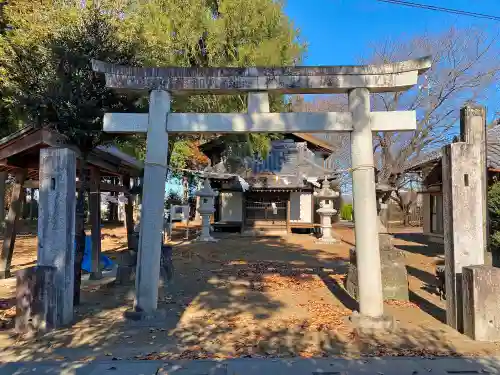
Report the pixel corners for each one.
[489,182,500,251]
[340,203,353,221]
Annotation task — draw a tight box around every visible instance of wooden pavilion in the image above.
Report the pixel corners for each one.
[0,125,143,279]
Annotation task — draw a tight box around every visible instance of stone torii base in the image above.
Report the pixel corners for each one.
[345,186,409,302]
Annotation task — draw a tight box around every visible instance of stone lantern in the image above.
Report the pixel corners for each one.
[314,177,339,243]
[195,178,218,242]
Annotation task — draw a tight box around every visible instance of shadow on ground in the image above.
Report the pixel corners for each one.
[0,228,494,362]
[393,233,444,257]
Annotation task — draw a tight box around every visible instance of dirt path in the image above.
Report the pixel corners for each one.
[0,225,499,362]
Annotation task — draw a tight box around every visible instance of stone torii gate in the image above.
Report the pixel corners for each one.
[92,57,431,325]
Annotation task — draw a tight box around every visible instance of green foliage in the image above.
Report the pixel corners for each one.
[1,5,144,152]
[488,182,500,251]
[117,0,304,166]
[170,140,193,170]
[0,0,304,165]
[340,203,353,221]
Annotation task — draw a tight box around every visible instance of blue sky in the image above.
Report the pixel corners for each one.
[285,0,500,122]
[285,0,500,66]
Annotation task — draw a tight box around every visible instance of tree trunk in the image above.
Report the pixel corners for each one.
[74,157,88,305]
[403,206,411,227]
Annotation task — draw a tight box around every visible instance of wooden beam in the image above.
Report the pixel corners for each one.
[89,167,102,280]
[0,169,26,278]
[23,180,129,194]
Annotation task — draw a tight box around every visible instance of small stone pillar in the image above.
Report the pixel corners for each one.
[462,265,500,341]
[442,105,486,332]
[314,177,339,243]
[195,179,218,242]
[37,148,76,326]
[16,266,57,333]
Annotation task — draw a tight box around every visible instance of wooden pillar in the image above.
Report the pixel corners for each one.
[241,194,246,233]
[0,169,26,279]
[29,188,35,221]
[89,167,102,280]
[286,196,291,234]
[123,175,135,249]
[0,171,6,229]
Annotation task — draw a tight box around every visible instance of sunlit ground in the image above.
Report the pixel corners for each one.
[0,223,499,362]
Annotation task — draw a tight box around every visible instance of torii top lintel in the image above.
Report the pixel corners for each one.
[91,57,432,95]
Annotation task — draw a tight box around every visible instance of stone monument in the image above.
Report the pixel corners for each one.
[314,177,339,243]
[443,105,486,333]
[196,179,218,242]
[37,147,76,326]
[346,184,409,301]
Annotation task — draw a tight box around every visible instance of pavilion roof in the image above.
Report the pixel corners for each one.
[0,125,143,180]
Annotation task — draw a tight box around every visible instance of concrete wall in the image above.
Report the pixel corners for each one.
[220,192,243,222]
[290,192,312,223]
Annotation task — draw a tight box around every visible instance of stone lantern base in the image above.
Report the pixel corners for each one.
[345,233,409,301]
[315,235,338,244]
[195,234,218,243]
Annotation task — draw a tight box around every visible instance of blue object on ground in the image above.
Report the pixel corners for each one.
[75,235,113,272]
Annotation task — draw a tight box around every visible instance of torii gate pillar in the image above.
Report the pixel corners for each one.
[134,90,170,315]
[93,57,431,324]
[349,88,384,319]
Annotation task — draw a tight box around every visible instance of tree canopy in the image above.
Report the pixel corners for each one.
[0,0,304,165]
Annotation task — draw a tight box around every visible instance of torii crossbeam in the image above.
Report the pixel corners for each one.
[93,57,432,326]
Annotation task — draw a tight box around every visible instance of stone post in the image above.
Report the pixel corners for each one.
[37,148,76,326]
[134,90,170,316]
[462,265,500,341]
[442,140,485,332]
[16,265,57,333]
[348,88,385,321]
[460,106,489,264]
